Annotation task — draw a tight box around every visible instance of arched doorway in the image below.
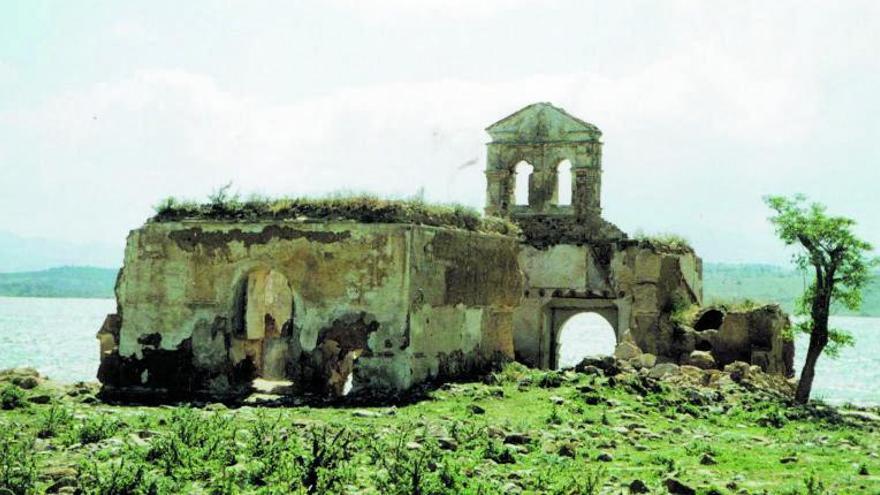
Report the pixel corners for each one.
[551,307,619,369]
[232,268,295,381]
[513,161,534,206]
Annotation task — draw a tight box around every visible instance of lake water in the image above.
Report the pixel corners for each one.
[1,296,878,405]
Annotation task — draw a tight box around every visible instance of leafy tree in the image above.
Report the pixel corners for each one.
[765,195,878,403]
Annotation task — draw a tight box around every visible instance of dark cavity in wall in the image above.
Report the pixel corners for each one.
[301,312,380,397]
[694,309,725,331]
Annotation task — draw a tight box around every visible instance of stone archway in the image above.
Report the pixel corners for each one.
[548,300,620,369]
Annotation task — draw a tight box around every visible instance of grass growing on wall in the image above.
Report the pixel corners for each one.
[631,230,694,253]
[151,185,520,236]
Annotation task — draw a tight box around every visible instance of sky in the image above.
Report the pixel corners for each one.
[0,0,878,266]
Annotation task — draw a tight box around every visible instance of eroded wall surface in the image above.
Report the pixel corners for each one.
[97,222,522,399]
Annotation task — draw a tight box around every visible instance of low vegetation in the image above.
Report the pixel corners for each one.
[150,185,520,236]
[1,365,878,494]
[631,230,694,253]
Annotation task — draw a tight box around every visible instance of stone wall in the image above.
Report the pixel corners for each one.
[96,221,522,399]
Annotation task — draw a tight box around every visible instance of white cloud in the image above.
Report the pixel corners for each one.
[328,0,542,21]
[0,36,824,250]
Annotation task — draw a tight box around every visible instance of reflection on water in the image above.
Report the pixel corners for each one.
[0,297,878,405]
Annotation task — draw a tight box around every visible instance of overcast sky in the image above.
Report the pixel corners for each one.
[1,0,878,265]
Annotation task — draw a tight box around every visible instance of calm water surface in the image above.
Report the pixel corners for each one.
[1,297,878,405]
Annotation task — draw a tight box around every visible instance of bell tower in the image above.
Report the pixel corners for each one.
[484,102,604,219]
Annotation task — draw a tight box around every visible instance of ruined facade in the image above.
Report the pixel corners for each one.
[97,103,792,400]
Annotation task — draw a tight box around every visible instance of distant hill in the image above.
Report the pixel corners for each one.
[0,231,121,272]
[703,263,880,317]
[0,266,118,299]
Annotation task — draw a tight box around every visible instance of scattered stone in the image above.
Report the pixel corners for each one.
[487,426,506,438]
[700,453,717,465]
[684,350,716,370]
[578,365,603,376]
[557,442,577,458]
[664,478,696,495]
[779,456,798,464]
[649,363,680,380]
[406,441,422,451]
[437,437,458,451]
[632,353,657,369]
[468,403,486,415]
[205,402,228,411]
[549,395,565,405]
[502,481,522,494]
[597,452,613,462]
[724,361,751,382]
[352,409,381,418]
[504,433,532,445]
[614,341,642,360]
[28,394,52,404]
[576,356,621,377]
[628,479,649,494]
[859,464,869,476]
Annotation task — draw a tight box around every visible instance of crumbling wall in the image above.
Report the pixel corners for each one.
[682,305,794,376]
[98,221,412,398]
[406,227,522,385]
[97,221,523,400]
[512,241,703,369]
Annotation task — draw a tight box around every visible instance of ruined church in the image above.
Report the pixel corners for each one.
[96,103,791,399]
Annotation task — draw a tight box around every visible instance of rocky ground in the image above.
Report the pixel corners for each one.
[0,360,878,495]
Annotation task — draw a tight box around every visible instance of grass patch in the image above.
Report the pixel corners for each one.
[1,365,879,493]
[0,385,27,410]
[631,230,693,253]
[151,186,520,236]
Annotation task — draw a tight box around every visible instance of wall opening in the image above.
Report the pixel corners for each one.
[694,309,725,331]
[555,312,617,369]
[556,159,572,206]
[232,268,295,387]
[514,161,533,206]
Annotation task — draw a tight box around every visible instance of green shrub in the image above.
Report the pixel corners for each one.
[35,404,74,439]
[632,230,693,252]
[297,426,353,494]
[549,467,605,495]
[0,430,37,495]
[76,451,162,495]
[75,414,120,445]
[0,385,27,410]
[146,408,235,481]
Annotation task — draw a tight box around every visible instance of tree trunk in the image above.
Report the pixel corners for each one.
[796,277,833,404]
[795,335,825,404]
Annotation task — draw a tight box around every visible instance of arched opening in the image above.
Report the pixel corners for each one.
[231,268,295,389]
[514,161,533,206]
[556,160,572,206]
[555,312,617,369]
[694,309,725,331]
